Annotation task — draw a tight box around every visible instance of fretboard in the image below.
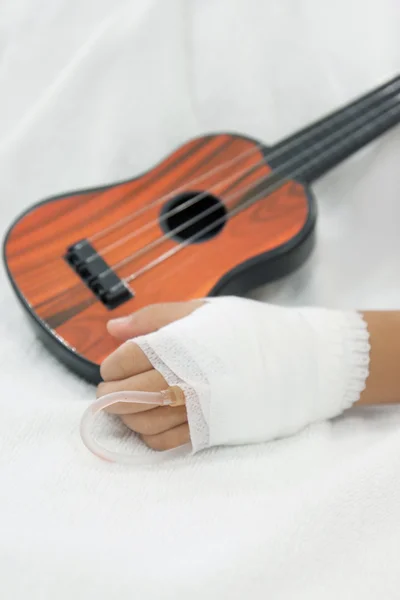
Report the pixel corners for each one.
[266,74,400,184]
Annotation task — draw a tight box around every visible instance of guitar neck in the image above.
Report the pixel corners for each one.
[267,75,400,184]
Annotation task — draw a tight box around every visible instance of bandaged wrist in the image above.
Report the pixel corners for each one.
[134,297,370,453]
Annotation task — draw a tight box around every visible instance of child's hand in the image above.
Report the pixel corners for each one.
[98,301,204,451]
[97,296,372,455]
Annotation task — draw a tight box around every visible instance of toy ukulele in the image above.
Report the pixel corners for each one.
[3,75,400,383]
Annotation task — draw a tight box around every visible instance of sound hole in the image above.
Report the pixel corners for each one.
[160,191,227,243]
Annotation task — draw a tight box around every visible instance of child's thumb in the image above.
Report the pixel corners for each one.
[106,300,204,341]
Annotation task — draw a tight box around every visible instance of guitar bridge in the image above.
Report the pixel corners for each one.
[65,240,133,309]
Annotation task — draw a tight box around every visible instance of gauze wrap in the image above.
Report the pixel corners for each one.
[134,297,370,453]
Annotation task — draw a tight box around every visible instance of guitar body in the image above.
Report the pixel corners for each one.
[3,133,317,382]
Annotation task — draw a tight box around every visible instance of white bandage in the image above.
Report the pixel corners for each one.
[134,297,370,453]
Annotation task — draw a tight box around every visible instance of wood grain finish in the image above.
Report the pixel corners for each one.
[5,134,310,367]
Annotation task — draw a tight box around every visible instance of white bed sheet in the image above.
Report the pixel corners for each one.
[0,1,399,598]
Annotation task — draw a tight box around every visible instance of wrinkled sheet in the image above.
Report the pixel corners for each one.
[0,1,399,598]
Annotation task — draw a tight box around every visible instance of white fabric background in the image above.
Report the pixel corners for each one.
[0,1,399,598]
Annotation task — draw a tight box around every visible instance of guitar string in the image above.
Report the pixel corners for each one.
[86,75,400,257]
[97,94,400,285]
[105,96,400,283]
[86,145,266,260]
[120,99,400,288]
[87,140,262,244]
[81,75,400,261]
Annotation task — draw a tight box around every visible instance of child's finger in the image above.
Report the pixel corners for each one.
[101,341,151,382]
[121,405,187,436]
[97,369,167,414]
[106,300,204,341]
[140,423,190,451]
